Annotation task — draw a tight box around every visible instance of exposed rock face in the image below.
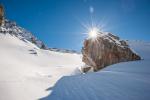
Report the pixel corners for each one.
[0,4,4,26]
[82,32,141,72]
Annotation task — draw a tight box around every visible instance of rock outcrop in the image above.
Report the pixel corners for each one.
[0,4,4,26]
[82,32,141,72]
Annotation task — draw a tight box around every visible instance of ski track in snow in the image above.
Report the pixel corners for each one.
[0,33,150,100]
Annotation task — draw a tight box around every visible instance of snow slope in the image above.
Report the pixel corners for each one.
[0,26,150,100]
[0,33,83,100]
[41,41,150,100]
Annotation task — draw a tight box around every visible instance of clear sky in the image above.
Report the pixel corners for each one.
[1,0,150,51]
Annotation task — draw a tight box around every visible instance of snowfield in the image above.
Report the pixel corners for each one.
[0,33,150,100]
[0,33,83,100]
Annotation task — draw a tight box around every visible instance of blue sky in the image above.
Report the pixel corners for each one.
[1,0,150,51]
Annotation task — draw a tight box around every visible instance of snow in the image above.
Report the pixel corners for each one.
[0,32,150,100]
[41,41,150,100]
[0,33,83,100]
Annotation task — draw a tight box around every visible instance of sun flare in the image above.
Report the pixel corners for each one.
[88,27,99,39]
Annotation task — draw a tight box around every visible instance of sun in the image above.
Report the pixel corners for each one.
[88,27,99,39]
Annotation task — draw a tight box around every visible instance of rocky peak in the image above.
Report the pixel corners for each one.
[82,32,141,72]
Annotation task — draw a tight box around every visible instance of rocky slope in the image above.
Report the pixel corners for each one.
[0,19,47,49]
[82,32,141,72]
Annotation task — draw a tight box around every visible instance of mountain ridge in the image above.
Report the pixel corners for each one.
[0,19,80,54]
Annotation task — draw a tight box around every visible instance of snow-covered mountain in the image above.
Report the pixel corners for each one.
[0,19,150,100]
